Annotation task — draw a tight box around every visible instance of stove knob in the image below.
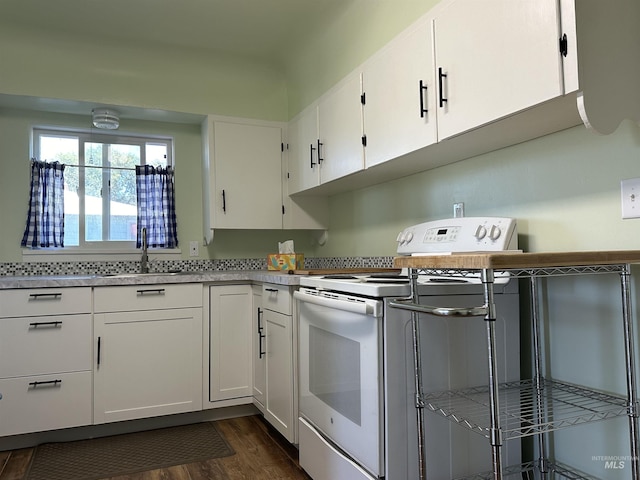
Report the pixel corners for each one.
[489,225,501,241]
[405,232,414,243]
[474,225,487,240]
[396,231,404,243]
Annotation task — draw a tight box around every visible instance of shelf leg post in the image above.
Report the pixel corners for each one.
[483,268,503,480]
[620,264,640,479]
[409,268,428,480]
[530,276,550,475]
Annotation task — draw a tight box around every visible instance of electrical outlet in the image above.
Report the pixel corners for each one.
[189,241,199,257]
[621,178,640,219]
[453,202,465,218]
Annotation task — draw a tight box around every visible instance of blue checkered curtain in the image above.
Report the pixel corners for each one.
[135,165,178,248]
[21,159,65,248]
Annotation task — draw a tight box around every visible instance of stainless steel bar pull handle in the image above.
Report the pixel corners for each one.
[389,298,487,317]
[317,140,324,163]
[222,189,226,213]
[438,67,448,108]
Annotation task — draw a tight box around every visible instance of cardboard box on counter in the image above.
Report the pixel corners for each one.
[267,254,304,271]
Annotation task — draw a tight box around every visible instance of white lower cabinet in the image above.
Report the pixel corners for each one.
[93,284,203,424]
[252,285,266,410]
[208,284,253,402]
[0,372,92,436]
[0,287,93,437]
[264,308,294,440]
[260,284,297,443]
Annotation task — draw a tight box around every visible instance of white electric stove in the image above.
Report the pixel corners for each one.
[296,217,522,480]
[300,216,518,297]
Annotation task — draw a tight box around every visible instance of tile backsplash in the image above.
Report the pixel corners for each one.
[0,257,394,277]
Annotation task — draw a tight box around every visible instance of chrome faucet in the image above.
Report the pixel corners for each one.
[140,227,149,273]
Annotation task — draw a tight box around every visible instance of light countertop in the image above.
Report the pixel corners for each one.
[0,270,302,289]
[393,250,640,270]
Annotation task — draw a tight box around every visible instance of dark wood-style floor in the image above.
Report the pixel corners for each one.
[0,415,312,480]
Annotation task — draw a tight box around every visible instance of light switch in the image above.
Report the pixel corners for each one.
[621,178,640,219]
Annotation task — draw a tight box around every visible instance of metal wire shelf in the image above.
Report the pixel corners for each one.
[412,264,626,279]
[453,460,602,480]
[423,378,628,440]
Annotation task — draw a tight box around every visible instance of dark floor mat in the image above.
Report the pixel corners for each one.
[25,421,235,480]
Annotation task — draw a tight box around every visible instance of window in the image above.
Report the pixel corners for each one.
[32,128,173,249]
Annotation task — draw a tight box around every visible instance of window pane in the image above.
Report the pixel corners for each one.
[84,143,104,242]
[64,166,80,246]
[146,143,168,168]
[33,128,173,250]
[109,144,139,241]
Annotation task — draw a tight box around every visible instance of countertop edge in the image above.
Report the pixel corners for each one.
[0,271,301,289]
[393,250,640,270]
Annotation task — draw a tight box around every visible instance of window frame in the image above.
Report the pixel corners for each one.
[28,126,178,256]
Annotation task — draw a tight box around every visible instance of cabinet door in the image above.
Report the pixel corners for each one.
[433,0,563,140]
[288,105,320,194]
[0,372,92,436]
[363,17,437,168]
[264,309,294,442]
[209,285,252,402]
[93,307,203,423]
[212,121,283,228]
[0,314,92,378]
[283,106,329,228]
[318,73,365,184]
[252,286,266,410]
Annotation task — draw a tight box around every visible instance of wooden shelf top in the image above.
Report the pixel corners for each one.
[393,250,640,270]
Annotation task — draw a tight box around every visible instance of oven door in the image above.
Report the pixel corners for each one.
[294,288,383,477]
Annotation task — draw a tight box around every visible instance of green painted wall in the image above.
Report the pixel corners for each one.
[0,24,288,121]
[0,108,315,262]
[283,0,439,117]
[316,120,640,256]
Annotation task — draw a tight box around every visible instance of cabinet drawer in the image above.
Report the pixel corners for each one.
[94,283,202,313]
[0,314,92,378]
[0,287,91,318]
[0,371,92,437]
[262,284,291,315]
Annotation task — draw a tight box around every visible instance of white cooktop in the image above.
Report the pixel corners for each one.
[396,216,518,256]
[301,217,518,297]
[299,274,411,297]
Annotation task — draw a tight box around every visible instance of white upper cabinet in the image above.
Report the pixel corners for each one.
[362,16,437,168]
[563,0,640,134]
[288,105,320,194]
[287,0,640,195]
[433,0,563,140]
[317,72,365,184]
[203,117,284,233]
[203,115,328,234]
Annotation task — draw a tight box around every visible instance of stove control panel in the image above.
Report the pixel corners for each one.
[396,217,517,255]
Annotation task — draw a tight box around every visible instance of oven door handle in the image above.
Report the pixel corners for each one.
[294,290,374,315]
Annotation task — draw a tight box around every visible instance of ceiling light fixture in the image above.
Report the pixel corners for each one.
[92,108,120,130]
